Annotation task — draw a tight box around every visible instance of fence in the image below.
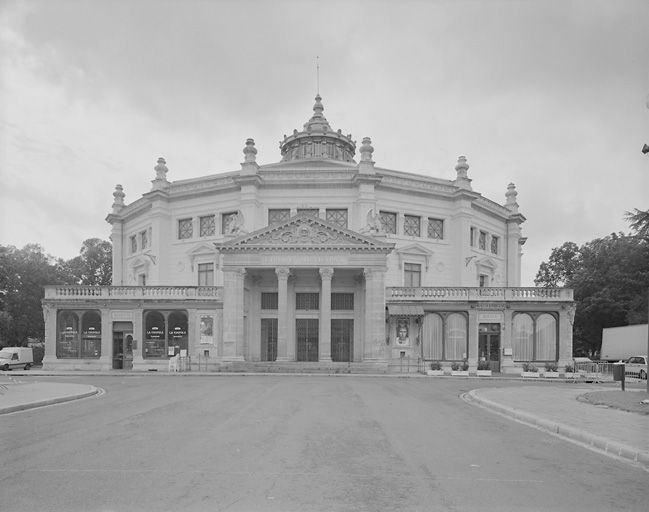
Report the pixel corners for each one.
[573,361,615,382]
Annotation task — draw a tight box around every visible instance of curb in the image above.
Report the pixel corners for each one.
[463,389,649,471]
[0,386,100,415]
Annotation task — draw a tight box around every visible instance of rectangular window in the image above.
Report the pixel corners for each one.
[326,209,348,228]
[479,274,488,288]
[140,230,148,249]
[178,218,193,239]
[479,231,487,250]
[491,235,499,254]
[404,215,421,237]
[297,208,318,217]
[268,208,291,225]
[296,292,319,310]
[200,215,215,237]
[331,293,354,310]
[427,218,444,239]
[221,212,238,234]
[470,227,476,247]
[380,211,397,234]
[404,263,422,287]
[261,292,279,310]
[130,235,137,253]
[198,263,214,286]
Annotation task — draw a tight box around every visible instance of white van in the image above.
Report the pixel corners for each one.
[0,347,34,371]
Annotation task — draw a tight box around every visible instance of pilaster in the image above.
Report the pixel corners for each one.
[41,304,57,368]
[99,308,112,369]
[319,267,334,362]
[501,308,515,372]
[276,267,291,362]
[467,308,479,370]
[558,304,575,368]
[363,267,387,361]
[222,268,246,361]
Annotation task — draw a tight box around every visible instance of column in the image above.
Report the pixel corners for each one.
[467,308,479,371]
[363,267,387,361]
[276,267,290,361]
[222,268,246,361]
[558,305,575,368]
[41,304,58,368]
[99,308,112,370]
[319,267,334,362]
[501,308,515,373]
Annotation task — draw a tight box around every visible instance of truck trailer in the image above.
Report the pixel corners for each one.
[600,324,648,362]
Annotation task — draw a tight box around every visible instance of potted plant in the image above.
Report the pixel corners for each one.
[521,362,539,378]
[563,364,579,378]
[451,360,470,376]
[476,360,492,377]
[426,361,444,376]
[542,362,559,378]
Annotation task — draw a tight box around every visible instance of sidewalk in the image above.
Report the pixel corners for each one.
[464,385,649,471]
[0,378,99,414]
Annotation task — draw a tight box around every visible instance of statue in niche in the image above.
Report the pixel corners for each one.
[227,211,246,235]
[396,319,409,346]
[363,209,382,234]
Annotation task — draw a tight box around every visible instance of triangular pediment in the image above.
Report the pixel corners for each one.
[215,213,394,253]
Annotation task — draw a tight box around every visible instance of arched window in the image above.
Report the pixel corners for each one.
[57,311,80,358]
[513,313,533,361]
[168,311,189,353]
[445,313,467,360]
[513,312,557,361]
[81,311,101,358]
[422,313,443,360]
[144,311,166,358]
[536,314,557,360]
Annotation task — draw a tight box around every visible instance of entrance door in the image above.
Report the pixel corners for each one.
[331,319,353,362]
[261,318,278,362]
[112,332,124,369]
[296,319,319,362]
[478,323,501,372]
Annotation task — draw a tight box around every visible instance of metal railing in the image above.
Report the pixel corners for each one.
[572,361,615,382]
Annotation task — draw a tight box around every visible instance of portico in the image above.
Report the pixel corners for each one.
[215,213,394,363]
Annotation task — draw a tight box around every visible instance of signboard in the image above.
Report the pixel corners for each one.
[200,316,214,345]
[479,312,503,323]
[170,326,187,338]
[147,326,164,339]
[83,327,101,338]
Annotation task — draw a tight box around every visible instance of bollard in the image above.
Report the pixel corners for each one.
[613,362,625,391]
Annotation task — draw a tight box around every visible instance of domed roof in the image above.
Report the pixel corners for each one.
[279,95,356,163]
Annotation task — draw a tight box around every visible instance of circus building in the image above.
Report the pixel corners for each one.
[42,95,574,373]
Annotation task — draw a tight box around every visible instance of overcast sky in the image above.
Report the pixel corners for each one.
[1,0,648,286]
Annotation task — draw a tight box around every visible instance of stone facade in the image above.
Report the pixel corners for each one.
[42,95,574,373]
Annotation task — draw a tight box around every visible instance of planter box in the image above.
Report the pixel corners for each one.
[563,372,580,379]
[451,370,470,376]
[542,371,559,378]
[521,371,540,378]
[426,370,444,376]
[476,370,492,377]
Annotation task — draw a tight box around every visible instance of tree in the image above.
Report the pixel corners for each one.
[0,244,67,345]
[60,238,112,285]
[535,230,649,357]
[625,208,649,240]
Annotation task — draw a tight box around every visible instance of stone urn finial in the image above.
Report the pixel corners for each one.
[112,184,125,212]
[506,182,519,212]
[360,137,374,162]
[154,157,168,181]
[243,138,257,163]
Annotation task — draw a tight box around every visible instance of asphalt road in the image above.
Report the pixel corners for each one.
[1,376,646,512]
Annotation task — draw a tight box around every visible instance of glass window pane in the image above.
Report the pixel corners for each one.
[445,313,467,360]
[491,235,499,254]
[326,209,348,228]
[197,263,214,286]
[261,292,279,310]
[269,209,291,225]
[422,313,443,360]
[479,231,487,250]
[296,293,319,310]
[535,314,557,360]
[331,293,354,310]
[57,311,80,358]
[404,263,421,287]
[81,311,101,358]
[428,218,444,239]
[144,311,166,358]
[178,219,193,239]
[200,215,215,237]
[513,313,533,361]
[379,211,397,234]
[404,215,420,237]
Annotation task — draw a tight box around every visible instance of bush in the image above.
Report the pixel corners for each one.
[544,362,558,372]
[451,362,460,371]
[522,362,538,372]
[477,360,490,370]
[564,364,575,373]
[461,360,469,371]
[430,361,442,371]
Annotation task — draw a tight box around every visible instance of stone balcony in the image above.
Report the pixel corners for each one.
[43,285,223,301]
[386,287,573,302]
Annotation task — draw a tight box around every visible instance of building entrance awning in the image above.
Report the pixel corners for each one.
[387,304,424,316]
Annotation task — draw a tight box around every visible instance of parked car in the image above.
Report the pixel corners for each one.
[624,355,647,380]
[0,347,34,371]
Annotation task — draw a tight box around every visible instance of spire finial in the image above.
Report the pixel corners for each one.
[316,55,320,95]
